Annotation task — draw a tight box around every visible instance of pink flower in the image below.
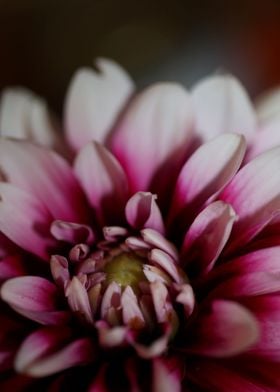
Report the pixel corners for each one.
[0,58,280,390]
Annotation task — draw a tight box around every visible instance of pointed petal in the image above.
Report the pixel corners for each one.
[181,201,236,277]
[15,327,93,377]
[0,88,60,148]
[65,277,93,324]
[186,300,259,357]
[65,58,134,150]
[125,192,165,234]
[121,286,145,329]
[141,228,178,261]
[0,139,87,222]
[0,183,53,259]
[110,83,194,191]
[170,133,245,224]
[220,147,280,254]
[74,141,128,225]
[1,276,69,325]
[191,74,256,141]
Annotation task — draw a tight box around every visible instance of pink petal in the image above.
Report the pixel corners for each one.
[96,321,127,347]
[185,300,259,357]
[220,147,280,254]
[247,120,280,161]
[141,228,178,261]
[125,192,165,234]
[191,74,256,141]
[149,249,182,283]
[181,201,236,276]
[1,276,68,325]
[0,139,88,222]
[175,284,195,317]
[110,83,194,191]
[169,133,245,225]
[64,58,134,150]
[256,86,280,124]
[0,88,60,149]
[15,327,93,377]
[101,282,121,321]
[0,183,54,259]
[152,358,181,392]
[50,220,95,244]
[50,255,70,288]
[65,277,93,324]
[74,141,128,225]
[121,286,145,328]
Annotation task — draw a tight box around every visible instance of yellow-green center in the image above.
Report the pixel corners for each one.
[104,252,146,290]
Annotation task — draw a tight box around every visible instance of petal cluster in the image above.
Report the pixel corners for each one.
[0,59,280,391]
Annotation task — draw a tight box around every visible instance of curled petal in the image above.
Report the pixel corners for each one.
[74,141,128,225]
[65,277,93,324]
[50,255,70,288]
[65,58,134,150]
[175,284,195,317]
[110,82,194,191]
[50,220,95,244]
[125,192,165,234]
[191,74,256,141]
[181,201,236,276]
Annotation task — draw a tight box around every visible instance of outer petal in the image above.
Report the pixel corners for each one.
[125,192,165,234]
[0,139,88,222]
[185,300,259,357]
[247,120,280,161]
[1,276,69,325]
[64,58,134,150]
[0,183,54,259]
[110,83,194,191]
[181,201,236,277]
[15,327,94,377]
[219,147,280,254]
[256,86,280,124]
[74,141,128,225]
[191,74,256,141]
[153,358,182,392]
[0,88,60,148]
[169,133,245,224]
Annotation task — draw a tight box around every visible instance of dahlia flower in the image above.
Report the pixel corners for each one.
[1,59,280,391]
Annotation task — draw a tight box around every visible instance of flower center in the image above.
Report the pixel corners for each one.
[104,252,146,290]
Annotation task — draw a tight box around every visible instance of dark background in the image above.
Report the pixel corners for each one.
[1,0,280,112]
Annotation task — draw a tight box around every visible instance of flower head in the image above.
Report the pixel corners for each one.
[0,59,280,390]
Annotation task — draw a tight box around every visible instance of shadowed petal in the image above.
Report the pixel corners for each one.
[110,83,194,191]
[74,141,128,225]
[125,192,165,234]
[50,220,95,244]
[220,147,280,254]
[15,327,94,377]
[1,276,69,325]
[65,277,93,324]
[153,358,181,392]
[256,86,280,124]
[185,300,259,357]
[0,183,54,259]
[65,58,134,150]
[0,139,88,222]
[191,74,256,141]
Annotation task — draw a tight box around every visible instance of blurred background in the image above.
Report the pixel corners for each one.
[1,0,280,112]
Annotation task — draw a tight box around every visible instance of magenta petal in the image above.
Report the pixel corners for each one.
[152,358,181,392]
[15,327,94,377]
[170,133,245,224]
[65,58,134,150]
[0,255,25,280]
[74,141,128,225]
[0,139,87,222]
[125,192,165,234]
[181,201,236,276]
[220,147,280,254]
[191,74,256,141]
[186,300,259,357]
[110,83,194,191]
[1,276,68,325]
[0,183,53,259]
